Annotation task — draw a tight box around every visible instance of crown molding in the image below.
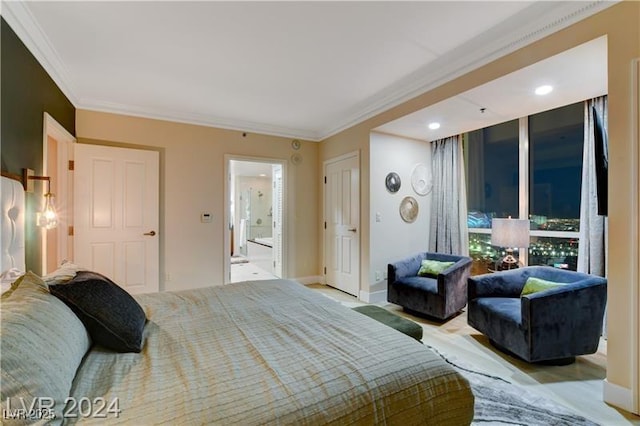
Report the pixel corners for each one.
[4,1,617,142]
[77,99,321,141]
[2,1,79,105]
[318,1,618,141]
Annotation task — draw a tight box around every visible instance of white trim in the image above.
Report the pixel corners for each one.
[42,113,76,274]
[44,112,75,144]
[632,57,640,415]
[4,1,614,142]
[358,289,387,304]
[519,116,529,266]
[2,2,78,105]
[224,155,288,284]
[604,380,636,414]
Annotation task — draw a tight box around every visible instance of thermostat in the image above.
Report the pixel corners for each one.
[201,213,212,223]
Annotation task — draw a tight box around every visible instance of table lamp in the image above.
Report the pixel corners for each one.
[491,218,530,269]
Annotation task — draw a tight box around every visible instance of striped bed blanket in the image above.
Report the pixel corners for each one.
[65,279,474,425]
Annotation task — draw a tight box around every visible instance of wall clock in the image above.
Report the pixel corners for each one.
[385,172,401,193]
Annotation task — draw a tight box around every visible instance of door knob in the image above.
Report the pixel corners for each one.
[348,228,357,232]
[144,230,156,236]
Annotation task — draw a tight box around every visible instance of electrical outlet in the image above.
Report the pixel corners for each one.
[375,271,381,281]
[165,273,171,282]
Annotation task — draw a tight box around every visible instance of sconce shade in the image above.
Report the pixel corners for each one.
[37,192,58,229]
[491,218,530,248]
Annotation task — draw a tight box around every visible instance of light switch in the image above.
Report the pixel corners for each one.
[201,212,212,223]
[375,212,382,222]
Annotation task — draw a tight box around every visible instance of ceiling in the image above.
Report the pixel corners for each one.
[376,36,608,141]
[3,1,614,141]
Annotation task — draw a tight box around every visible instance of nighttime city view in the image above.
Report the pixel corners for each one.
[529,101,584,231]
[465,101,584,275]
[468,233,579,275]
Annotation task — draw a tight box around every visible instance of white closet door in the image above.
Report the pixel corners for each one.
[74,144,159,294]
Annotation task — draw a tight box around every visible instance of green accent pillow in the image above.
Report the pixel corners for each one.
[521,277,565,296]
[417,260,455,277]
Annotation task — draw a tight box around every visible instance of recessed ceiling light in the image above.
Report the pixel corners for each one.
[259,173,267,177]
[428,122,440,130]
[535,85,553,96]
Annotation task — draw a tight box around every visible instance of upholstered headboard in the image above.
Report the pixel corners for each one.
[1,176,26,283]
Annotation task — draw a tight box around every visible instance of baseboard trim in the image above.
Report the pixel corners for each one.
[294,276,323,285]
[359,289,387,304]
[603,379,637,414]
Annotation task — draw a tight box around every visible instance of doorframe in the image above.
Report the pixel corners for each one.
[223,154,288,284]
[42,112,76,273]
[322,150,360,293]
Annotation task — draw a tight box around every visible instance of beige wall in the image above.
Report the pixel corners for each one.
[319,1,640,411]
[76,110,319,291]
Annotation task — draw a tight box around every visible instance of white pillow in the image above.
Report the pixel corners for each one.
[42,261,88,286]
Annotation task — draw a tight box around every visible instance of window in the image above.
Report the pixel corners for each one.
[465,102,584,274]
[466,120,519,228]
[529,102,583,232]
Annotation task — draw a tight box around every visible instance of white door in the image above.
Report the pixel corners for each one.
[324,153,360,296]
[272,164,283,277]
[74,144,159,294]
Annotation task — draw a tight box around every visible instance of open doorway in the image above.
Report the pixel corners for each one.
[226,157,285,283]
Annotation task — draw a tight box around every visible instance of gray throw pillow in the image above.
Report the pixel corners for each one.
[49,271,147,353]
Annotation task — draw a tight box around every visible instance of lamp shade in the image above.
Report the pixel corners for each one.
[491,218,530,248]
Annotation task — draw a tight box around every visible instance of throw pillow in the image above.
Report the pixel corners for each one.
[418,260,455,277]
[521,277,565,296]
[49,271,147,353]
[1,271,91,421]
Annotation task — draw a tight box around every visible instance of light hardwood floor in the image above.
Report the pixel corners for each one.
[306,283,640,426]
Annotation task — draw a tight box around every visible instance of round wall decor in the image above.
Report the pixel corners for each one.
[411,163,433,196]
[385,172,401,193]
[290,153,303,165]
[291,139,301,150]
[399,196,419,223]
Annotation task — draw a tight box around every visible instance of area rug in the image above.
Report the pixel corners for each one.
[426,345,600,426]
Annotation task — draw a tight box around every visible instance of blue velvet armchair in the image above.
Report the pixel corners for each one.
[467,266,607,364]
[388,252,472,320]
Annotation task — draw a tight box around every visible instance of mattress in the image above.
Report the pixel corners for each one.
[65,279,474,425]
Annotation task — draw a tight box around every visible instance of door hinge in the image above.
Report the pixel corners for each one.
[323,267,326,274]
[324,221,326,229]
[273,261,276,267]
[68,160,75,171]
[68,226,74,236]
[324,176,326,184]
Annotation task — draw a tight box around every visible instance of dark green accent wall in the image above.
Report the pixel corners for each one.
[1,17,75,174]
[1,17,76,274]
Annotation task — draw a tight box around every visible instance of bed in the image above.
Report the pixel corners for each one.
[1,176,474,425]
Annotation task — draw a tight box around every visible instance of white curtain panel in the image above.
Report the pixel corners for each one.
[578,96,608,337]
[429,135,469,255]
[577,96,608,276]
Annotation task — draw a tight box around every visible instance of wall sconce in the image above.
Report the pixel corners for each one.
[23,168,59,229]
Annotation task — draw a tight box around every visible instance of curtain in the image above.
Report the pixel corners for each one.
[466,131,485,213]
[429,135,469,255]
[577,96,608,337]
[577,96,608,276]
